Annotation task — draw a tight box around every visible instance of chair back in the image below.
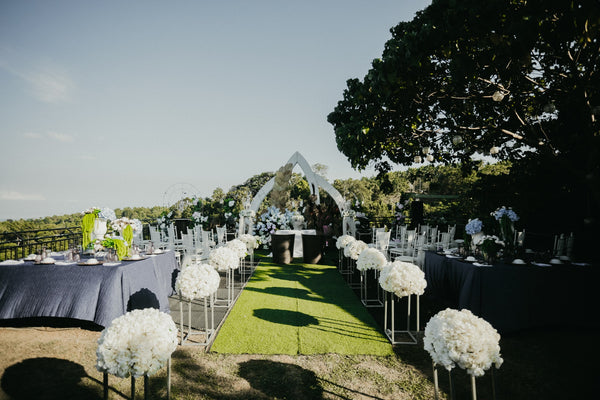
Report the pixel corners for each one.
[376,230,391,253]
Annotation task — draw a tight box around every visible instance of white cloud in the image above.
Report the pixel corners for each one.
[0,54,74,104]
[47,131,73,142]
[25,66,74,104]
[21,131,74,142]
[22,132,42,139]
[0,191,46,201]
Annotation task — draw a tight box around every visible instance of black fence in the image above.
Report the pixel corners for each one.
[0,227,82,261]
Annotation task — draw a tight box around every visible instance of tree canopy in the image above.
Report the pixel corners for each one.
[328,0,599,226]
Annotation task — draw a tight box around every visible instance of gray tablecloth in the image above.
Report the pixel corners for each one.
[0,251,178,327]
[423,251,599,333]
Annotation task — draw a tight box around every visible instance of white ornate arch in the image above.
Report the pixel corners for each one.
[250,151,348,215]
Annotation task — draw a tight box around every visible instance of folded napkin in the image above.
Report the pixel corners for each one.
[532,262,551,267]
[0,259,24,265]
[473,262,492,267]
[55,261,77,266]
[572,262,591,267]
[103,262,122,266]
[445,254,461,259]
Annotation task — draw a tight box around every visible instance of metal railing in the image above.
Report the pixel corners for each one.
[0,227,82,261]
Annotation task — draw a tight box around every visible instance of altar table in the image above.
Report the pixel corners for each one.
[0,251,178,327]
[276,229,316,258]
[423,251,599,333]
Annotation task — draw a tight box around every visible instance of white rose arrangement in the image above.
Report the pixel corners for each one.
[356,248,387,271]
[208,246,239,271]
[344,240,368,260]
[226,238,247,258]
[336,235,356,250]
[175,263,220,300]
[96,308,178,378]
[379,260,427,297]
[423,308,503,377]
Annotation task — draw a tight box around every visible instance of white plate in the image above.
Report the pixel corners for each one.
[465,256,476,262]
[512,259,526,265]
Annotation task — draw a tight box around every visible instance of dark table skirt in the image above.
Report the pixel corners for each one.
[423,251,599,333]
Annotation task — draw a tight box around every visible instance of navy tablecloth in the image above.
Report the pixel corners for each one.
[0,251,178,327]
[423,251,599,333]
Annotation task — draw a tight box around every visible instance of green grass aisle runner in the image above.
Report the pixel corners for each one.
[210,260,393,355]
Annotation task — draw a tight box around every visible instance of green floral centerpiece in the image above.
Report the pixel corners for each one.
[81,207,116,250]
[101,237,128,260]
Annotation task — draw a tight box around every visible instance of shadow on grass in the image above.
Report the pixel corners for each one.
[253,308,319,327]
[238,359,323,399]
[1,357,103,400]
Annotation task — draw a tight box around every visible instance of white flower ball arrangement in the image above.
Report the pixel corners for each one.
[175,263,220,301]
[239,234,259,252]
[336,235,356,250]
[356,248,387,272]
[226,238,247,258]
[379,260,427,298]
[208,246,239,272]
[423,308,503,377]
[96,308,178,378]
[344,240,368,260]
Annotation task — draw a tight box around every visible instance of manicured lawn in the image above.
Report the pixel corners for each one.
[210,259,393,356]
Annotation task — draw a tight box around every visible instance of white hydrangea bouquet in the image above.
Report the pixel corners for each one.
[344,240,368,260]
[175,263,220,301]
[336,234,356,250]
[226,238,248,258]
[423,308,503,377]
[238,234,259,253]
[379,260,427,298]
[208,246,239,271]
[96,308,178,378]
[356,248,387,271]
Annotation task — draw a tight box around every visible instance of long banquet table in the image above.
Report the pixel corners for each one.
[0,251,178,327]
[423,251,599,333]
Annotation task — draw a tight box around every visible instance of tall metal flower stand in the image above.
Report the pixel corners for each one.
[383,292,419,344]
[432,362,497,400]
[340,256,360,289]
[213,269,233,308]
[179,294,215,346]
[235,257,247,288]
[360,269,384,307]
[102,358,171,400]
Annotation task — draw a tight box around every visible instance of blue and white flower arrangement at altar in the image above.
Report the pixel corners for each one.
[423,308,503,377]
[175,263,220,301]
[255,206,293,248]
[96,308,178,378]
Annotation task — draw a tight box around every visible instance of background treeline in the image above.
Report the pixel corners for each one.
[0,160,584,243]
[1,161,516,235]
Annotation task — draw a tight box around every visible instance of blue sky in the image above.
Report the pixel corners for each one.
[0,0,431,220]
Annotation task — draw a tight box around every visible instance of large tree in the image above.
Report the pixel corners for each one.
[328,0,599,234]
